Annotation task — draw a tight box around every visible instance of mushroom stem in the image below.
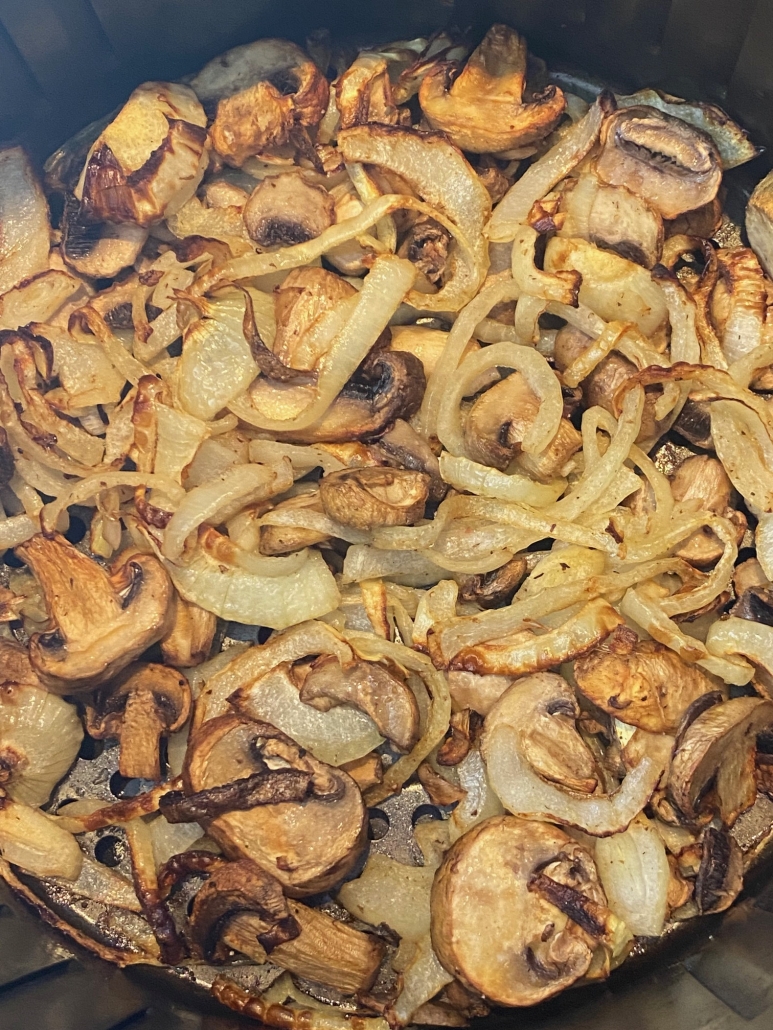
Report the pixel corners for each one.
[118,690,163,781]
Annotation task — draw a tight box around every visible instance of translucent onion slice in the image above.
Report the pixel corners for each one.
[437,341,563,458]
[705,617,773,689]
[0,798,83,879]
[711,399,773,514]
[483,723,662,836]
[231,664,384,766]
[41,470,185,534]
[658,276,701,365]
[594,817,670,936]
[487,96,607,241]
[0,684,83,807]
[165,546,340,631]
[439,451,565,509]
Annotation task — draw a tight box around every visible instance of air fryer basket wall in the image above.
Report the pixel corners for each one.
[3,2,773,1029]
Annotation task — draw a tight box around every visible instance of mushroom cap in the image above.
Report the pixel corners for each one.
[243,174,336,249]
[668,695,773,826]
[86,663,191,738]
[596,106,722,220]
[419,26,566,154]
[319,466,430,530]
[183,714,367,896]
[431,815,603,1005]
[16,535,174,694]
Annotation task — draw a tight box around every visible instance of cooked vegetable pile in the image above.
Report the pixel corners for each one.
[3,20,773,1026]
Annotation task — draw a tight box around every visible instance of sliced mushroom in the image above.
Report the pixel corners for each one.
[15,534,174,694]
[274,349,426,444]
[431,815,609,1005]
[297,654,420,752]
[223,897,385,993]
[668,696,773,826]
[60,195,148,279]
[464,371,579,474]
[574,625,720,734]
[0,640,40,690]
[670,455,746,567]
[196,40,328,166]
[335,51,403,131]
[188,858,300,960]
[731,585,773,625]
[372,418,446,503]
[183,714,367,896]
[75,82,208,226]
[319,466,429,530]
[558,173,664,268]
[694,826,743,915]
[746,168,773,279]
[259,490,330,556]
[243,174,335,249]
[595,106,722,220]
[419,25,566,154]
[272,267,356,369]
[0,146,50,295]
[451,599,623,678]
[160,595,217,668]
[397,216,451,285]
[85,663,191,782]
[0,675,83,806]
[457,556,528,609]
[582,352,665,443]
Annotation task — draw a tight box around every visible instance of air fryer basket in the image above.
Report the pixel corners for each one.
[4,2,773,1028]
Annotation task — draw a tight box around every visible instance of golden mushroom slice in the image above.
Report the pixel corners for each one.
[183,714,367,896]
[670,455,746,568]
[668,696,773,827]
[319,466,430,530]
[574,625,721,734]
[595,106,722,220]
[419,25,566,154]
[85,663,191,782]
[75,82,208,226]
[0,646,83,806]
[160,595,217,669]
[431,815,618,1006]
[272,267,356,369]
[15,535,174,694]
[243,174,336,249]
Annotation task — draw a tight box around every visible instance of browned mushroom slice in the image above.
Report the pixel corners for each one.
[188,858,300,960]
[419,25,566,154]
[668,696,773,827]
[298,654,420,752]
[335,52,403,130]
[319,466,430,530]
[574,625,721,734]
[582,353,666,443]
[259,491,330,556]
[243,174,335,249]
[595,106,722,220]
[0,147,50,294]
[373,418,446,503]
[160,595,217,668]
[462,369,581,480]
[397,216,452,285]
[457,556,528,609]
[85,664,191,781]
[183,715,367,896]
[273,350,426,444]
[431,815,612,1006]
[670,455,746,567]
[694,826,743,915]
[15,535,174,694]
[222,895,385,993]
[75,82,208,226]
[731,585,773,625]
[272,267,356,369]
[61,195,148,279]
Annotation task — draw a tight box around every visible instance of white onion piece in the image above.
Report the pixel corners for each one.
[338,852,435,943]
[449,748,504,842]
[231,664,383,766]
[0,798,83,880]
[594,817,670,937]
[562,320,630,389]
[149,816,207,869]
[710,400,773,513]
[659,277,701,365]
[0,684,83,807]
[257,507,370,545]
[154,406,209,484]
[0,148,50,294]
[757,513,773,580]
[342,545,448,587]
[41,470,185,534]
[729,341,773,389]
[185,437,245,489]
[392,935,453,1026]
[248,440,346,477]
[163,460,293,560]
[0,512,38,548]
[47,854,142,912]
[165,546,340,630]
[487,97,605,240]
[705,617,773,685]
[230,255,415,433]
[511,224,580,305]
[439,452,565,508]
[50,330,124,409]
[483,724,661,836]
[437,341,563,458]
[200,529,309,578]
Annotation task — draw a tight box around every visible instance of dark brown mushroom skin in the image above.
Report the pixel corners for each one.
[243,173,335,248]
[158,767,317,823]
[694,826,743,914]
[457,556,528,608]
[373,417,447,503]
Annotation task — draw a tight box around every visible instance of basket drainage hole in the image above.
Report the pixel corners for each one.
[110,770,155,798]
[412,804,443,826]
[78,736,105,761]
[368,809,390,841]
[95,835,125,868]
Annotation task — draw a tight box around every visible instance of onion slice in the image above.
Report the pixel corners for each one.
[0,798,83,880]
[594,817,670,936]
